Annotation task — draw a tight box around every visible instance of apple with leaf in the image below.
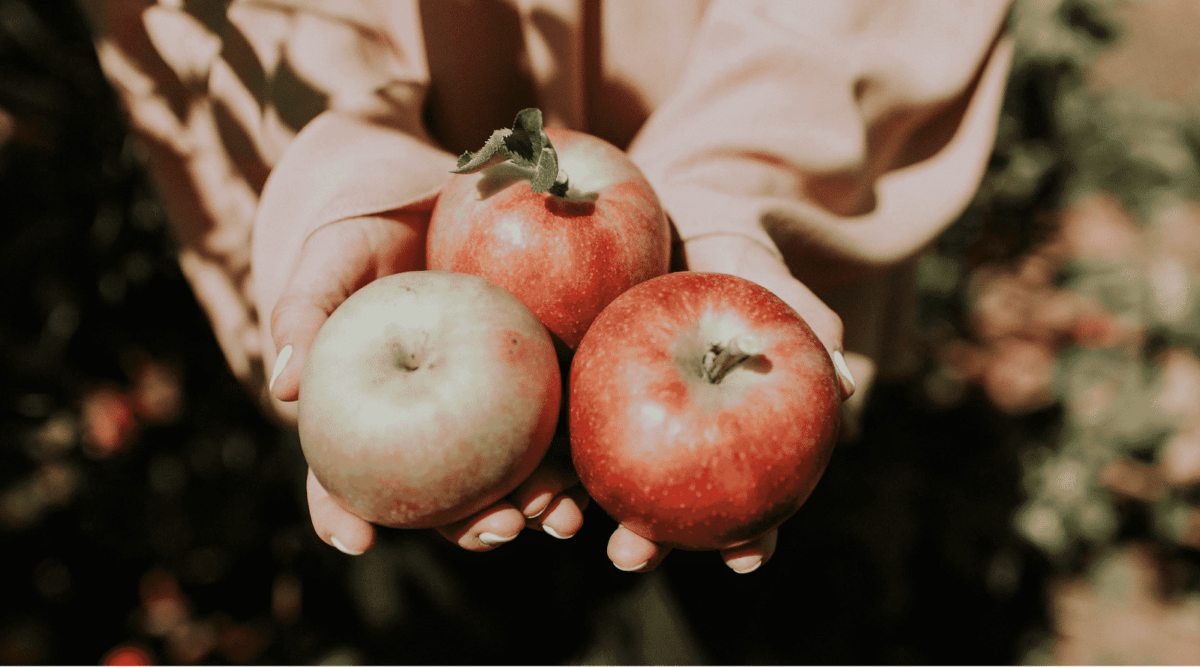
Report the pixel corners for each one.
[427,108,671,350]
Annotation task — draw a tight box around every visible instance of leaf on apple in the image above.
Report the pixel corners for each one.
[451,108,568,196]
[452,129,513,174]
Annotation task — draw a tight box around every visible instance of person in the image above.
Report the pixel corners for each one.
[79,0,1014,575]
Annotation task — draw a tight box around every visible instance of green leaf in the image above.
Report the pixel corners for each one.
[505,108,543,169]
[531,140,559,194]
[449,108,566,195]
[452,128,513,173]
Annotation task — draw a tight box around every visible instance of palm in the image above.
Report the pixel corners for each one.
[270,213,584,554]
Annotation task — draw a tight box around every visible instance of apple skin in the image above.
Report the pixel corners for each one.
[569,272,841,551]
[426,127,671,350]
[298,270,561,529]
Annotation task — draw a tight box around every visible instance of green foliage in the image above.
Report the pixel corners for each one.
[939,0,1200,574]
[987,0,1200,226]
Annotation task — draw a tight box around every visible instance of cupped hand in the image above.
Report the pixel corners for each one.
[268,213,586,555]
[603,233,855,574]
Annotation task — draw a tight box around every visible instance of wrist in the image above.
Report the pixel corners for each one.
[681,233,788,276]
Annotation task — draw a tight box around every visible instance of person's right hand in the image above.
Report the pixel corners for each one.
[603,232,857,574]
[266,212,587,555]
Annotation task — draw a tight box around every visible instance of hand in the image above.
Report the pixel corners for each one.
[267,213,586,554]
[604,233,856,574]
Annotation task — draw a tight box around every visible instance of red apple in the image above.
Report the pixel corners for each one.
[298,270,561,529]
[102,644,154,666]
[427,109,670,350]
[80,385,138,458]
[570,272,841,551]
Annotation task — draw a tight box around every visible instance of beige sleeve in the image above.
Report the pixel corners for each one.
[80,0,453,406]
[628,0,1014,292]
[249,111,455,412]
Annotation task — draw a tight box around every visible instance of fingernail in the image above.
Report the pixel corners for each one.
[269,345,293,393]
[330,536,364,556]
[542,524,571,540]
[478,532,517,547]
[523,494,553,519]
[727,555,763,574]
[832,350,856,399]
[613,560,649,573]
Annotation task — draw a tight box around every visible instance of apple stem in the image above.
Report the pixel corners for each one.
[549,168,570,198]
[393,345,420,372]
[702,333,765,384]
[450,108,571,196]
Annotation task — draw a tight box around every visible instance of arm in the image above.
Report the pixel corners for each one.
[615,0,1014,572]
[84,0,587,555]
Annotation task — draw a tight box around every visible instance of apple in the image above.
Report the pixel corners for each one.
[297,270,561,529]
[426,108,671,350]
[569,272,841,551]
[102,644,154,666]
[80,385,138,458]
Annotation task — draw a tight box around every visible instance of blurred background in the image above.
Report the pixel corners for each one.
[4,0,1200,663]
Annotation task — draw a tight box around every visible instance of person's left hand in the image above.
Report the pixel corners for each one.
[267,212,587,555]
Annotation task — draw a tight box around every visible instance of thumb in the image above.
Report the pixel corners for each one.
[268,212,428,402]
[682,234,856,400]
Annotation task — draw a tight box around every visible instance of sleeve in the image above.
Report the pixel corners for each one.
[246,0,461,382]
[627,0,1014,292]
[79,0,457,408]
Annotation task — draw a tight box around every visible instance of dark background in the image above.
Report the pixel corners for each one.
[3,0,1174,663]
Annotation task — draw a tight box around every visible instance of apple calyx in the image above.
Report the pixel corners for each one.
[701,333,765,384]
[451,108,570,197]
[393,347,419,372]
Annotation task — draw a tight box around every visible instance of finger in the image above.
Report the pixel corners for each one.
[269,213,427,402]
[526,488,587,539]
[607,524,672,573]
[307,468,375,555]
[435,502,527,552]
[683,234,855,399]
[720,529,779,574]
[510,465,580,519]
